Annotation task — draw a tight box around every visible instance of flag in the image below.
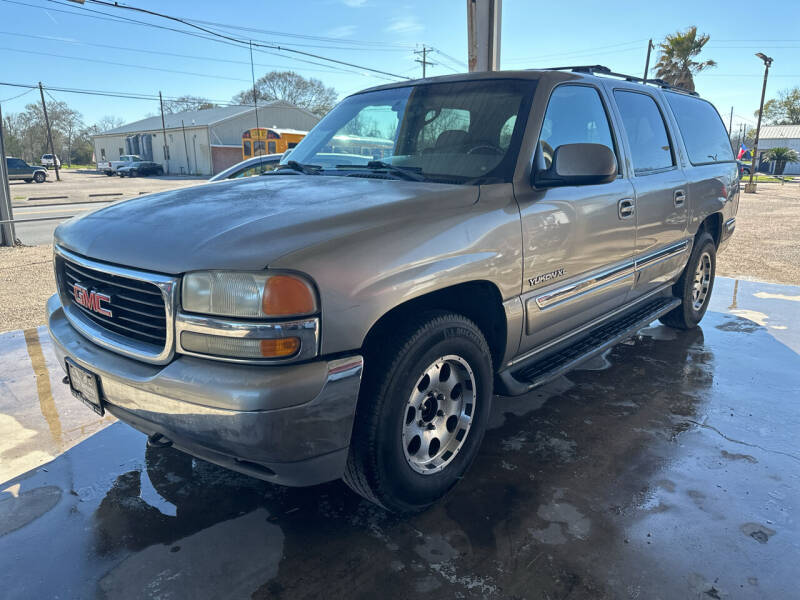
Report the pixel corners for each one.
[737,144,748,160]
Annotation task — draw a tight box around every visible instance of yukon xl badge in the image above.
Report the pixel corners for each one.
[528,268,565,287]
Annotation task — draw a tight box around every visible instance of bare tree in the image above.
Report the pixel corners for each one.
[163,95,216,114]
[233,71,338,117]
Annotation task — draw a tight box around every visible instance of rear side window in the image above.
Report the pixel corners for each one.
[614,91,674,174]
[664,93,734,164]
[539,85,616,169]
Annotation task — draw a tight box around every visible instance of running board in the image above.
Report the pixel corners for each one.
[498,296,681,395]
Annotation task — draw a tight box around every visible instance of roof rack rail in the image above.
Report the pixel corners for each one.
[540,65,699,96]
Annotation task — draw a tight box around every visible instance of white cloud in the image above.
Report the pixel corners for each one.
[327,25,357,38]
[385,17,423,34]
[342,0,367,7]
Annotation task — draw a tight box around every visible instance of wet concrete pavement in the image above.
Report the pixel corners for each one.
[1,277,798,599]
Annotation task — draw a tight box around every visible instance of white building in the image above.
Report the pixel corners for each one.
[756,124,800,175]
[92,102,319,176]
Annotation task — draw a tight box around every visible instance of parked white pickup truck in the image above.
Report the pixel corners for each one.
[98,155,141,176]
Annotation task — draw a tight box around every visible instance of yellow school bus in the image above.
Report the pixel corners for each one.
[241,128,307,159]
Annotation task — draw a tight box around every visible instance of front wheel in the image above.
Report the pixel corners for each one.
[343,312,493,513]
[660,232,716,330]
[33,172,46,183]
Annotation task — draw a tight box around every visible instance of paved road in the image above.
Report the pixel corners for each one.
[1,277,798,599]
[11,201,112,246]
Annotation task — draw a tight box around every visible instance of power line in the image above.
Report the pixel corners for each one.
[0,46,254,83]
[0,81,237,105]
[77,0,410,79]
[3,0,405,80]
[0,87,34,103]
[0,30,389,79]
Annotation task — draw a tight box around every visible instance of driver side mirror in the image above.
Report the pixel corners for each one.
[533,143,617,188]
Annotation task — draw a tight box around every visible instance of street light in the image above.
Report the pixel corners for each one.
[745,52,774,193]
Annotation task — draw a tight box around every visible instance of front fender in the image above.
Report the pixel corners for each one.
[270,184,522,355]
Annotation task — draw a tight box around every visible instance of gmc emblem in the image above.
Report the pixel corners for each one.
[72,283,113,317]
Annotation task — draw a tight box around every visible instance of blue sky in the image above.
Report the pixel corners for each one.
[1,0,798,136]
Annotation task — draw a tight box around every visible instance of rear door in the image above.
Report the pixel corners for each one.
[7,158,24,180]
[515,83,637,354]
[610,87,689,295]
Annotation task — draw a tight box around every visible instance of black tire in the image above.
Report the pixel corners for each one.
[156,167,164,176]
[33,172,45,183]
[660,232,716,330]
[343,311,493,513]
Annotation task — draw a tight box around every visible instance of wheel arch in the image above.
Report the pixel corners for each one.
[697,212,723,247]
[361,280,508,372]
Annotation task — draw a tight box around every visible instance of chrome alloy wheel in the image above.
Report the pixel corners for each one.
[402,355,476,475]
[692,251,712,311]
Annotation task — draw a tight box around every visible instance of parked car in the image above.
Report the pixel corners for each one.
[208,154,282,182]
[41,154,61,169]
[117,161,164,177]
[6,157,47,183]
[48,67,738,512]
[737,161,748,177]
[97,155,142,176]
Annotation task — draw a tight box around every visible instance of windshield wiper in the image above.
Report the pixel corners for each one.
[275,160,322,175]
[337,161,426,182]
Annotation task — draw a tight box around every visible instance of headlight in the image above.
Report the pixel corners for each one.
[182,271,317,319]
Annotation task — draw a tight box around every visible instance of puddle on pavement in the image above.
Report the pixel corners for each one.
[0,325,115,482]
[0,277,798,599]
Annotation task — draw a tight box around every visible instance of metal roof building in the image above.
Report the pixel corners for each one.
[92,101,319,176]
[756,125,800,175]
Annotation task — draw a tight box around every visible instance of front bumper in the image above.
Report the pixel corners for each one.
[47,294,364,486]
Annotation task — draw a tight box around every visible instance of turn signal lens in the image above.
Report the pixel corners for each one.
[262,275,316,316]
[260,337,301,358]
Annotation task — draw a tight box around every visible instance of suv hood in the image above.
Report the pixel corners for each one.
[55,175,476,274]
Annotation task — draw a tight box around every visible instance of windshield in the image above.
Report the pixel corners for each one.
[283,79,535,183]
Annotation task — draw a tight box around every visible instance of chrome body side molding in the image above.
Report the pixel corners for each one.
[533,239,690,312]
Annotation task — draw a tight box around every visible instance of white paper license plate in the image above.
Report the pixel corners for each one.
[66,358,104,416]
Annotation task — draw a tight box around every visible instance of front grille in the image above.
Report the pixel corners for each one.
[57,254,168,348]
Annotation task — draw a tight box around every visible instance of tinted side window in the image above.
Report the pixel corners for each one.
[614,91,674,174]
[665,92,734,164]
[540,85,616,168]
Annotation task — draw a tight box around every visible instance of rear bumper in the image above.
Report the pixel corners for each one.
[47,294,364,486]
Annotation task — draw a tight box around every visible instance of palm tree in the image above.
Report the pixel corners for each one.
[765,147,799,175]
[654,27,716,92]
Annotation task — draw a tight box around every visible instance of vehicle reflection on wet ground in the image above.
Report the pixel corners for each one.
[1,277,798,599]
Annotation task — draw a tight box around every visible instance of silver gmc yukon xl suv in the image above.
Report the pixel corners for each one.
[48,67,738,512]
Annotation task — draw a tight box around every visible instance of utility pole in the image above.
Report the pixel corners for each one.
[414,45,435,78]
[745,53,773,193]
[643,39,654,81]
[158,91,169,174]
[728,106,734,135]
[249,40,262,158]
[467,0,502,72]
[181,120,191,175]
[0,102,16,247]
[39,82,60,181]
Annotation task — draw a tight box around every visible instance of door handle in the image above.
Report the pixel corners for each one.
[674,189,686,207]
[618,198,635,220]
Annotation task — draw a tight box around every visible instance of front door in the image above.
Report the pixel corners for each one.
[515,83,637,354]
[611,89,689,295]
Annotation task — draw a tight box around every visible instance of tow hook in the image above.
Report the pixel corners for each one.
[147,433,173,448]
